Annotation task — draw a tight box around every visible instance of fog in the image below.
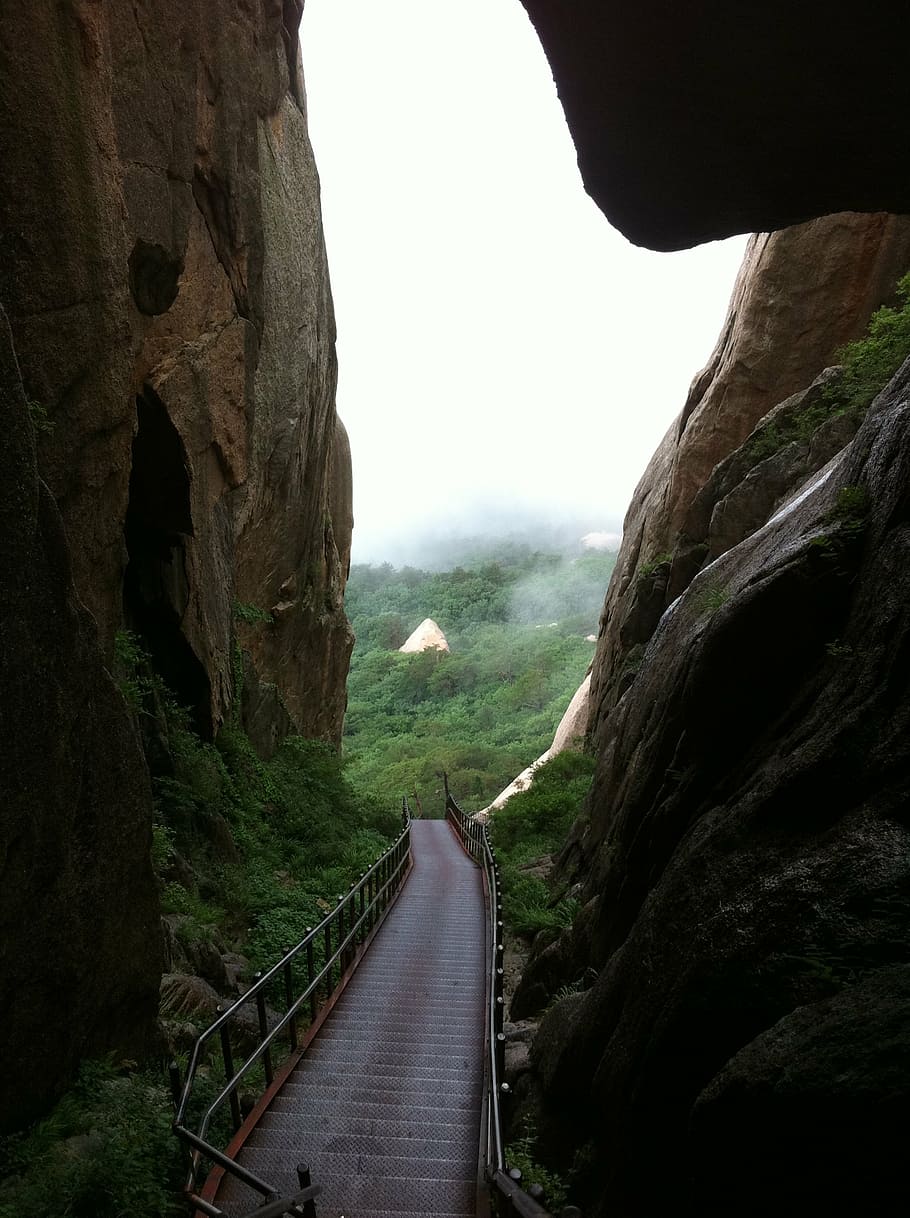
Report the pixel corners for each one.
[301,0,748,565]
[347,503,622,571]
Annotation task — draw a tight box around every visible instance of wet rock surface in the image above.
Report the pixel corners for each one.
[591,214,910,729]
[515,360,910,1215]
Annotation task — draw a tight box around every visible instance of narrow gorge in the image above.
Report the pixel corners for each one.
[2,2,909,1216]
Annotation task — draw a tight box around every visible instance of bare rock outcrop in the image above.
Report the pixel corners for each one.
[0,310,161,1133]
[520,1,910,248]
[399,618,450,654]
[0,0,352,746]
[591,213,910,726]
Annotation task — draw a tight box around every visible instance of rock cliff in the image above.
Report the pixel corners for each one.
[0,1,350,1124]
[589,213,910,729]
[515,358,910,1215]
[0,0,352,746]
[0,309,162,1133]
[520,0,910,248]
[505,69,910,1218]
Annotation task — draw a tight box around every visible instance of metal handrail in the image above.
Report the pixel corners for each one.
[171,805,412,1212]
[443,777,556,1218]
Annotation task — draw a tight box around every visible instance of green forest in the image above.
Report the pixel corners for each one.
[343,544,616,811]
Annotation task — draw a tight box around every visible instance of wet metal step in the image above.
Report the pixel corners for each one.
[215,820,486,1218]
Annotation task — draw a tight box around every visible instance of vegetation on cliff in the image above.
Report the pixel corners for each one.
[0,1063,183,1218]
[491,749,595,937]
[748,271,910,464]
[116,631,399,971]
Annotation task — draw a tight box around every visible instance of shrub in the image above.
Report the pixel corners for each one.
[506,1121,568,1212]
[491,751,594,857]
[745,273,910,467]
[0,1061,184,1218]
[490,751,594,938]
[232,601,272,626]
[831,271,910,416]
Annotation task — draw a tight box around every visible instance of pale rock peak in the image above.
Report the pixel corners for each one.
[399,618,450,654]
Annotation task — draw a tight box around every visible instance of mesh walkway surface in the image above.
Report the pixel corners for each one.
[215,819,487,1218]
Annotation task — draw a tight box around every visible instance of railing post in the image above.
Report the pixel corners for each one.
[324,917,334,997]
[283,950,299,1051]
[217,1007,242,1133]
[253,973,274,1087]
[336,895,346,974]
[367,868,375,931]
[296,1163,318,1218]
[347,884,356,964]
[305,934,316,1023]
[358,875,366,944]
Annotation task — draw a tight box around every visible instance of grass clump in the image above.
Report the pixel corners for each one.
[637,552,672,581]
[693,581,729,614]
[233,601,272,626]
[26,397,54,435]
[506,1121,568,1212]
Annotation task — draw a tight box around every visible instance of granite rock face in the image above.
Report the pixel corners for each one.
[515,358,910,1215]
[512,212,910,1213]
[0,0,352,746]
[520,0,910,248]
[0,310,162,1133]
[590,213,910,728]
[0,0,350,1126]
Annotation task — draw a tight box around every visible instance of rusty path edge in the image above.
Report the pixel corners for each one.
[194,850,416,1218]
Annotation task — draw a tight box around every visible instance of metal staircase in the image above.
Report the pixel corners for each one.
[171,798,555,1218]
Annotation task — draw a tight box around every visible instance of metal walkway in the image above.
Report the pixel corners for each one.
[215,819,486,1218]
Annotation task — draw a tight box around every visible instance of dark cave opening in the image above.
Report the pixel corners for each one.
[123,386,213,738]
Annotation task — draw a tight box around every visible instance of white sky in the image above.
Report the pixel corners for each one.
[301,0,749,564]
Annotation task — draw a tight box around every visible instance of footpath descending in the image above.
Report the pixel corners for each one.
[214,819,486,1217]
